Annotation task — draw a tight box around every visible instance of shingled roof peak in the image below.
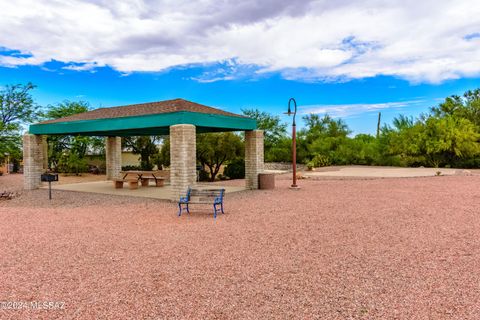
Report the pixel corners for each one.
[40,98,245,124]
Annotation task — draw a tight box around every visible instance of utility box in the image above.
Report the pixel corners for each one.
[258,173,275,190]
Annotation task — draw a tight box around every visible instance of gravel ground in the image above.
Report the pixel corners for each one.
[0,174,479,319]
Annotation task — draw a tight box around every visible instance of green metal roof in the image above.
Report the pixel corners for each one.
[29,101,257,136]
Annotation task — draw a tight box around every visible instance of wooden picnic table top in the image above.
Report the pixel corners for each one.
[120,170,163,174]
[120,170,166,180]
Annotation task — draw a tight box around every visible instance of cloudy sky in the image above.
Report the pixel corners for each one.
[1,0,479,133]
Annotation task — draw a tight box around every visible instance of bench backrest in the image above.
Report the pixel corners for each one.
[187,188,225,202]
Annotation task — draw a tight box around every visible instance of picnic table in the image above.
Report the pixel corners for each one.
[119,170,165,187]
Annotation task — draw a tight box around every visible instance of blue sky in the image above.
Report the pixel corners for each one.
[1,1,479,134]
[1,62,479,134]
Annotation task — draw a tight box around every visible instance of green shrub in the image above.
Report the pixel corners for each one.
[121,165,142,171]
[306,161,314,171]
[140,160,154,171]
[224,158,245,179]
[57,152,88,175]
[198,169,210,182]
[311,154,331,167]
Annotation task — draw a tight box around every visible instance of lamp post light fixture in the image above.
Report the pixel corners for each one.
[285,98,299,189]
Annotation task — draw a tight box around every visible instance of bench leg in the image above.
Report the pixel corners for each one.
[221,203,224,214]
[213,204,218,219]
[128,181,138,190]
[178,203,189,216]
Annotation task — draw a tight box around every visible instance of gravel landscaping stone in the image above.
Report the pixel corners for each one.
[0,174,479,319]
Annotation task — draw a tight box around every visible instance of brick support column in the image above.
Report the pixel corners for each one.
[106,136,122,180]
[23,134,45,190]
[170,124,196,200]
[245,130,264,189]
[42,136,48,170]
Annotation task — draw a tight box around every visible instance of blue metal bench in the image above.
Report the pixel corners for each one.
[178,187,225,218]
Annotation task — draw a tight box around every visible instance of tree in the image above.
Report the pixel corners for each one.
[0,83,40,172]
[385,111,480,167]
[242,109,288,161]
[0,135,22,172]
[57,151,88,176]
[431,89,480,127]
[0,82,39,134]
[386,122,425,166]
[152,137,170,169]
[123,136,160,170]
[242,109,287,145]
[43,100,91,119]
[197,132,243,181]
[298,114,351,164]
[422,116,480,167]
[44,101,104,171]
[264,136,292,162]
[391,114,414,131]
[334,134,378,165]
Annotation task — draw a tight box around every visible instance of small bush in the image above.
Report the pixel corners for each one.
[311,154,331,167]
[57,152,88,175]
[198,169,210,182]
[140,160,154,171]
[306,161,314,171]
[224,158,245,179]
[121,165,142,171]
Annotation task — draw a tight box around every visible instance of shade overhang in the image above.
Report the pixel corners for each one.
[29,111,257,136]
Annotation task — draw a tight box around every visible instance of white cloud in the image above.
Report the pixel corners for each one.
[62,62,101,71]
[301,100,427,118]
[0,0,479,83]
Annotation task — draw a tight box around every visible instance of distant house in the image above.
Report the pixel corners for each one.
[121,151,141,168]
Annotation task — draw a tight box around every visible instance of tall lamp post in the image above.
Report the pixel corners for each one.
[285,98,299,189]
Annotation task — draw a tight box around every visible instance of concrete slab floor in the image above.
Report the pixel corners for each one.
[43,180,246,201]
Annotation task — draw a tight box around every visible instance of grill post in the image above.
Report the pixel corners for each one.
[41,173,58,200]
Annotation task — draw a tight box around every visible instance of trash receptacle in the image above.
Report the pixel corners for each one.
[258,173,275,189]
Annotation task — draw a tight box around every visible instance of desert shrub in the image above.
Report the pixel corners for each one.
[140,160,154,171]
[121,165,141,171]
[311,154,331,167]
[57,152,88,175]
[198,169,210,182]
[224,158,245,179]
[217,174,228,181]
[306,161,314,171]
[450,157,480,169]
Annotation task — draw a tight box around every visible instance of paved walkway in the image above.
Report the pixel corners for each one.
[304,166,476,178]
